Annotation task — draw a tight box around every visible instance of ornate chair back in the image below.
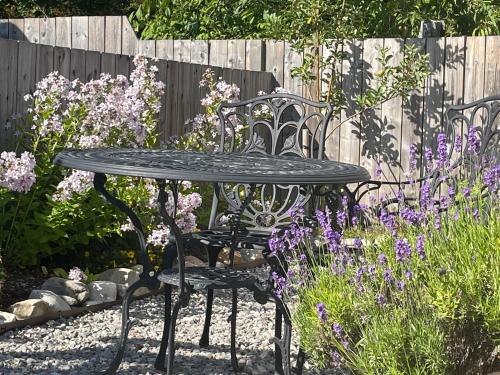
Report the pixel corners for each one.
[208,93,334,233]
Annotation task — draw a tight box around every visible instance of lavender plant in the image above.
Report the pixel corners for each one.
[271,130,499,373]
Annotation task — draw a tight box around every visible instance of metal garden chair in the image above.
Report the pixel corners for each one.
[155,93,334,374]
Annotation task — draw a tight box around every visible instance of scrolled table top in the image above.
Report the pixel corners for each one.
[54,148,371,185]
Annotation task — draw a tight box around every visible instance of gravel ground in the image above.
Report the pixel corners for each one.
[0,267,330,375]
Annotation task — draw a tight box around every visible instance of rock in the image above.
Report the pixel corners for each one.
[185,255,205,267]
[29,290,71,312]
[10,299,50,320]
[0,311,16,324]
[41,277,89,303]
[116,284,150,298]
[82,300,103,307]
[88,281,117,302]
[98,268,140,285]
[131,264,143,273]
[219,248,266,269]
[60,295,79,306]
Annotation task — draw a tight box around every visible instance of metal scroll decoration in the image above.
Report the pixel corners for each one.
[212,93,334,231]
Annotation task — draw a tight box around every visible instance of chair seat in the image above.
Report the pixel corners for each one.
[157,266,258,290]
[190,228,270,251]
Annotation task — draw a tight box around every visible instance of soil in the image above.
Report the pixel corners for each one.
[0,267,48,310]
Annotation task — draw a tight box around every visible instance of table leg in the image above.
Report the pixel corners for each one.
[93,173,160,374]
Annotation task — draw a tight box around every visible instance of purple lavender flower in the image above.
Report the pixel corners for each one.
[434,214,441,230]
[424,146,433,171]
[271,271,288,299]
[378,253,387,266]
[316,209,342,253]
[463,187,471,198]
[380,210,396,234]
[473,208,479,219]
[383,268,394,283]
[316,303,328,323]
[375,163,382,177]
[405,270,413,280]
[448,186,455,199]
[436,132,448,168]
[467,125,480,154]
[331,350,342,368]
[395,238,412,262]
[268,228,286,255]
[332,322,343,337]
[368,264,376,275]
[288,206,305,222]
[376,293,387,306]
[416,235,425,259]
[354,238,363,249]
[396,280,406,291]
[483,165,500,192]
[420,182,432,208]
[336,209,347,227]
[454,135,462,151]
[400,207,425,225]
[409,144,418,172]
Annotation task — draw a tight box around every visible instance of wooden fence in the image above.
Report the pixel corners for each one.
[0,37,275,152]
[1,16,499,181]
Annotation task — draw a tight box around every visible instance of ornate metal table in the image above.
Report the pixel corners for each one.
[54,148,370,374]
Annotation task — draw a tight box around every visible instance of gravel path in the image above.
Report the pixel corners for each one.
[0,268,329,375]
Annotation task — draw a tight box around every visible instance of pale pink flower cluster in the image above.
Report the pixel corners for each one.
[53,170,94,201]
[0,151,36,193]
[146,190,202,247]
[68,266,87,281]
[25,56,165,201]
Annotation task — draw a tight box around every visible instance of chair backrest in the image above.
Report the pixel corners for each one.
[208,93,334,232]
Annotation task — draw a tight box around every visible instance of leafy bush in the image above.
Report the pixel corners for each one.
[130,0,499,40]
[0,56,202,269]
[271,131,499,373]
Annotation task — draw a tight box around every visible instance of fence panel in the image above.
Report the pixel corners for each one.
[0,17,498,180]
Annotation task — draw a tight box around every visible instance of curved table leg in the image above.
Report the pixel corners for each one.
[93,173,159,374]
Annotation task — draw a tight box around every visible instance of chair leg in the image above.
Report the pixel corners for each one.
[295,348,306,375]
[154,284,172,371]
[200,246,222,348]
[274,306,284,375]
[281,320,292,375]
[230,288,240,372]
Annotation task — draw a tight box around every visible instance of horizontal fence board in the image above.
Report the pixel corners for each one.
[0,16,498,182]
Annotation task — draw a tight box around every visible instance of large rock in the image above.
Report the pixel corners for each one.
[0,311,16,324]
[29,290,71,312]
[98,268,140,285]
[10,299,50,320]
[41,277,89,303]
[60,295,78,306]
[116,284,150,299]
[131,264,143,274]
[88,281,117,302]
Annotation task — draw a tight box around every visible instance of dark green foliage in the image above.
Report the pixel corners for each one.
[130,0,499,39]
[0,0,139,18]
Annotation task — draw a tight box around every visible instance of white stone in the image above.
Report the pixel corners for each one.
[60,295,79,306]
[40,277,89,303]
[0,311,16,324]
[88,281,117,302]
[29,290,71,312]
[98,268,140,285]
[131,264,143,273]
[10,299,50,320]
